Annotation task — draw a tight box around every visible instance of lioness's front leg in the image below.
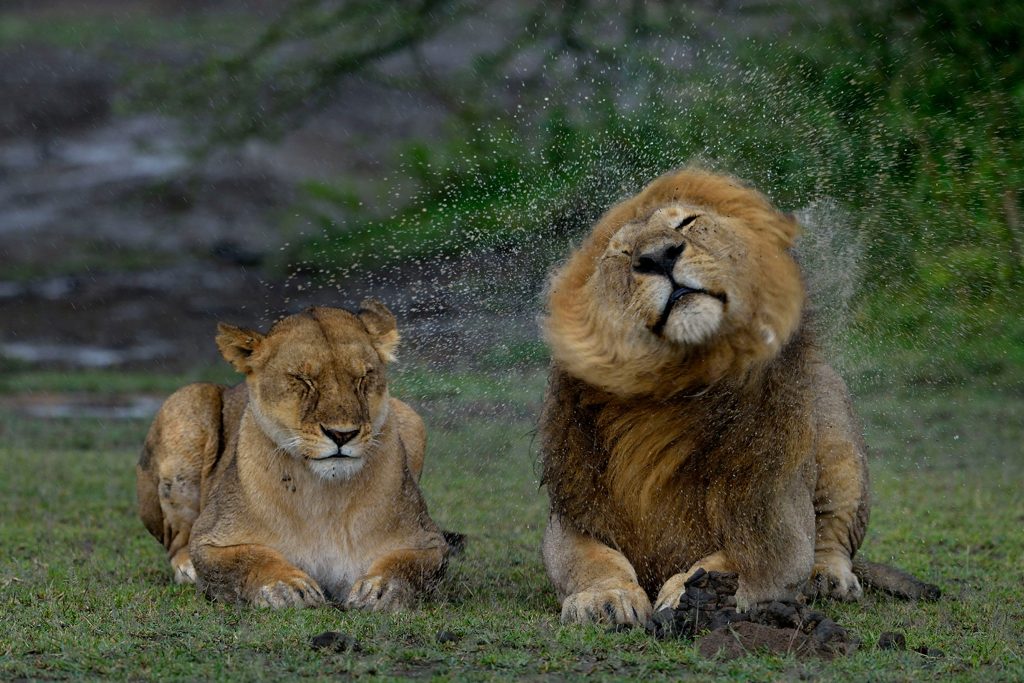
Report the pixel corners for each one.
[192,543,325,608]
[543,514,652,627]
[346,540,447,612]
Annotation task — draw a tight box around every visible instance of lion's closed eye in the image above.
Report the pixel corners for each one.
[674,215,699,230]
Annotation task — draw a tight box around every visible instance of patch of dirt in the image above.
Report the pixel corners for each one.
[650,569,858,660]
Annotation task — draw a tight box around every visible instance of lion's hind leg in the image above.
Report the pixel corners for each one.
[809,368,870,602]
[137,383,224,585]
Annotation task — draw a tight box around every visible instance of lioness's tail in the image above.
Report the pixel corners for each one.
[442,530,467,557]
[852,558,941,601]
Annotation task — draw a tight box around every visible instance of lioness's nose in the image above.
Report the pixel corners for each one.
[633,242,685,277]
[321,425,359,447]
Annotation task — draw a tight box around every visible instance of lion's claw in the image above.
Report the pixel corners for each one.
[561,584,652,627]
[807,557,862,601]
[345,575,414,612]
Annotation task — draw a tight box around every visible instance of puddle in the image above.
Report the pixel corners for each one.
[2,393,164,420]
[1,341,174,368]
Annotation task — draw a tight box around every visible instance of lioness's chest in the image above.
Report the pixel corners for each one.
[251,472,384,600]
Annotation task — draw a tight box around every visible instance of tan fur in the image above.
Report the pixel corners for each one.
[540,169,870,625]
[137,301,449,610]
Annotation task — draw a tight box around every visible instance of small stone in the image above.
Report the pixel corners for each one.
[877,631,907,650]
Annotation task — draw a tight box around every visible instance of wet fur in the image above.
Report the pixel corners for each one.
[540,169,933,624]
[137,303,449,609]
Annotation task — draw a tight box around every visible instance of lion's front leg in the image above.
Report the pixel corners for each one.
[543,514,652,627]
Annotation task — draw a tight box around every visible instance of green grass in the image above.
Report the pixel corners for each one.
[1,372,1022,681]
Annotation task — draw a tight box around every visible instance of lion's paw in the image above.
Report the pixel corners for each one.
[561,583,652,627]
[173,558,197,585]
[346,575,414,612]
[251,573,325,609]
[653,572,691,613]
[655,552,734,612]
[807,556,862,602]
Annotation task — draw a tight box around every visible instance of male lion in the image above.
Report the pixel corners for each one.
[136,301,451,610]
[540,169,936,626]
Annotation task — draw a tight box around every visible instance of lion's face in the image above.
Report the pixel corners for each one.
[597,205,744,347]
[216,301,400,480]
[545,170,804,397]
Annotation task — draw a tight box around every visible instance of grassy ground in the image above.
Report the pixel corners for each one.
[0,368,1022,681]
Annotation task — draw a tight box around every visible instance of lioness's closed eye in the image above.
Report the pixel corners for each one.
[136,300,451,610]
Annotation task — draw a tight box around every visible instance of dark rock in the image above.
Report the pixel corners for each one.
[877,631,907,651]
[436,630,460,644]
[310,631,361,653]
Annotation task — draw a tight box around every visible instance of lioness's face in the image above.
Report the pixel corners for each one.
[217,303,399,480]
[596,204,789,347]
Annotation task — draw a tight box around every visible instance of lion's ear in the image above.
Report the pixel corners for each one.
[774,212,801,248]
[216,323,265,374]
[358,298,399,363]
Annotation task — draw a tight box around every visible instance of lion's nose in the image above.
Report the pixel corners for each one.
[321,425,359,447]
[633,242,685,277]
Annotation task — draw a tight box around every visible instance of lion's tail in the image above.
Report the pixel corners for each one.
[852,557,941,601]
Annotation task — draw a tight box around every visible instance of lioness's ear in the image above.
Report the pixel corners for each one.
[358,298,399,363]
[216,323,265,374]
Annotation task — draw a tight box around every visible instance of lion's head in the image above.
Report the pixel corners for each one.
[215,300,400,480]
[544,169,804,397]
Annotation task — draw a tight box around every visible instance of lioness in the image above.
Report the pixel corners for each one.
[540,169,937,626]
[136,301,450,610]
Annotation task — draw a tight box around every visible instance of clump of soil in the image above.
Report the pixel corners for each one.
[650,569,857,660]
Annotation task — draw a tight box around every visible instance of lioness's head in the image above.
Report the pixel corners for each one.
[216,300,400,480]
[544,169,804,397]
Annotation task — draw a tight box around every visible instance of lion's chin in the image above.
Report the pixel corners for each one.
[655,296,725,346]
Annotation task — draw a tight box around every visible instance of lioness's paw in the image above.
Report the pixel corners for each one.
[251,573,325,609]
[561,584,652,627]
[807,557,862,602]
[346,575,414,612]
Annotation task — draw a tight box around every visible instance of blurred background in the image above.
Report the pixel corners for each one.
[1,0,1022,408]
